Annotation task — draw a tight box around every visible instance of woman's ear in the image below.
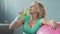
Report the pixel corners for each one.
[38,12,43,18]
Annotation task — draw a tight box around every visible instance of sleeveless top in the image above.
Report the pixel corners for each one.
[22,15,42,34]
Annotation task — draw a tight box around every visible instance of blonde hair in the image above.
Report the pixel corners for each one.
[33,1,46,18]
[38,3,45,18]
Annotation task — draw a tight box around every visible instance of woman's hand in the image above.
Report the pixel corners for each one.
[41,18,57,29]
[50,20,57,29]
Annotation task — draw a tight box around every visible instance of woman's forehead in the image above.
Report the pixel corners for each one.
[30,3,36,7]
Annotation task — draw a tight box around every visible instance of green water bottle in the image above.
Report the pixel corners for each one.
[18,8,29,19]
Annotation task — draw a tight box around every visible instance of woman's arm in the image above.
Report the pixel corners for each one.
[41,18,56,29]
[9,9,25,30]
[9,16,24,30]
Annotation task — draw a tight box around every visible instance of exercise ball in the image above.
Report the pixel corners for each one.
[36,22,60,34]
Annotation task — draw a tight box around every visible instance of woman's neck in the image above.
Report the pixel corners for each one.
[30,13,38,20]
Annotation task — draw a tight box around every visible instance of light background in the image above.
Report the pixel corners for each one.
[0,0,60,34]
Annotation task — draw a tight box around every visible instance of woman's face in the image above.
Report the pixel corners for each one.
[29,3,38,14]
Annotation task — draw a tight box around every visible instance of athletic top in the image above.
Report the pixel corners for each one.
[22,15,42,34]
